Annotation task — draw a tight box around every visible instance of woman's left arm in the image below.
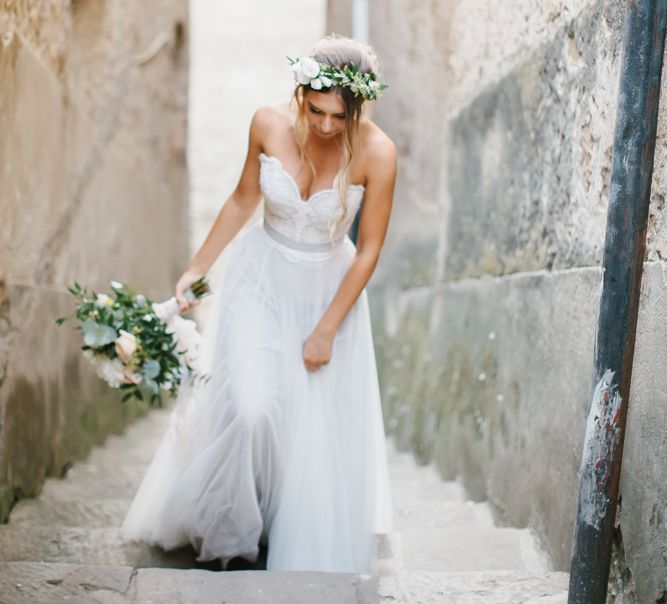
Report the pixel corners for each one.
[302,139,397,371]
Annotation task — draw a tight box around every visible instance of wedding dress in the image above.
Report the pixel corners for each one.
[121,151,393,573]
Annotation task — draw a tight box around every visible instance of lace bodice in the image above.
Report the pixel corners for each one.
[259,153,365,245]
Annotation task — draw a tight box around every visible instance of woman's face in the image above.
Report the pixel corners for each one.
[303,90,347,141]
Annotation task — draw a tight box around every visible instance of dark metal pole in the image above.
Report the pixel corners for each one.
[568,2,667,602]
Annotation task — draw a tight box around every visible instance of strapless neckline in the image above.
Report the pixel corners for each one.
[259,152,365,205]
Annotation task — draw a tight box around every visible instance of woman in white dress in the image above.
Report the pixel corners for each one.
[122,34,397,573]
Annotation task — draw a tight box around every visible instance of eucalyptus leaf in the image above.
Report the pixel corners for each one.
[142,359,161,379]
[143,378,159,395]
[81,320,117,347]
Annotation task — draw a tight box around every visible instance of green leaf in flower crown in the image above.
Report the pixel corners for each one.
[81,319,117,347]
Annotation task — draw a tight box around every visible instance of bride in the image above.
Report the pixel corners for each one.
[122,33,397,573]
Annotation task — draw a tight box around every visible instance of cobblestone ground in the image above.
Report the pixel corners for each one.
[0,408,569,603]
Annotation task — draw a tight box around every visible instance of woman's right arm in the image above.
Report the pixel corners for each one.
[176,106,272,311]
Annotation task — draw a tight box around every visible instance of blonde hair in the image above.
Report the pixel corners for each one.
[289,34,382,241]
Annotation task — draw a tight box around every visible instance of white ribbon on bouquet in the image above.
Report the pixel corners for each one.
[151,295,203,442]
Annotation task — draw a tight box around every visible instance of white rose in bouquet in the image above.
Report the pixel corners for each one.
[96,358,127,389]
[95,294,113,308]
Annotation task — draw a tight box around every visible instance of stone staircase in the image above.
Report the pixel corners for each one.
[0,408,569,603]
[372,444,569,603]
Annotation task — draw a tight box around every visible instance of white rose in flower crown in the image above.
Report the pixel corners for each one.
[320,75,333,88]
[292,56,320,85]
[300,57,320,78]
[309,77,323,90]
[291,61,307,84]
[293,70,310,85]
[96,358,126,389]
[115,330,138,363]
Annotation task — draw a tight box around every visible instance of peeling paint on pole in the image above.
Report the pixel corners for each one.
[578,370,622,530]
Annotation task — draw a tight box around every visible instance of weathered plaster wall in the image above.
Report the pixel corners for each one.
[0,1,189,522]
[326,0,353,38]
[327,0,667,600]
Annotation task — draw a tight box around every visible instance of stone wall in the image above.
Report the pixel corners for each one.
[329,1,667,600]
[0,1,189,522]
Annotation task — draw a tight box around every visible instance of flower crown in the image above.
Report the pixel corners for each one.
[287,56,388,101]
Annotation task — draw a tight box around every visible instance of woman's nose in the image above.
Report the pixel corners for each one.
[321,117,333,132]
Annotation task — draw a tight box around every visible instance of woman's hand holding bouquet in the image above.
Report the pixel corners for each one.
[175,270,206,314]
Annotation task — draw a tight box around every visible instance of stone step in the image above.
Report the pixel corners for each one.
[389,479,468,507]
[16,414,173,511]
[0,527,196,569]
[393,499,496,531]
[0,521,552,590]
[36,441,163,501]
[0,563,569,604]
[37,471,140,501]
[135,567,365,604]
[386,448,467,504]
[0,525,390,575]
[8,499,130,529]
[376,570,569,604]
[0,561,136,604]
[399,527,548,573]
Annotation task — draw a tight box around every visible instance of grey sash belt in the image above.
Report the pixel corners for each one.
[263,220,341,252]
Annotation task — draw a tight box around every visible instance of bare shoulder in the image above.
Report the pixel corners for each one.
[249,101,293,147]
[250,103,283,132]
[359,120,397,180]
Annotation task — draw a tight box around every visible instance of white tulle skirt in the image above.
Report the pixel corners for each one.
[121,218,393,573]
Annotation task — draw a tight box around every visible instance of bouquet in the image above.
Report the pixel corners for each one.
[56,277,211,407]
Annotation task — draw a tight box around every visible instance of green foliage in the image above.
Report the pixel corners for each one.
[286,55,389,100]
[56,280,206,408]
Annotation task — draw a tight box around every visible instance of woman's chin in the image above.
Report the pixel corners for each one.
[312,130,340,141]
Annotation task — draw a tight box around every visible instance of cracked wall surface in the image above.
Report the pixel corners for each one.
[0,1,189,522]
[329,1,667,601]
